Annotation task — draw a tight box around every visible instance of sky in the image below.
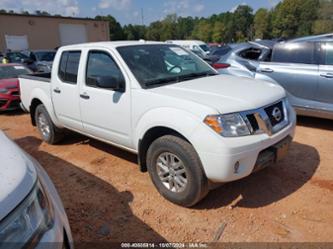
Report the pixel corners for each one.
[0,0,281,25]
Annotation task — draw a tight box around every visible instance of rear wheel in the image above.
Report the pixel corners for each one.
[146,135,208,207]
[35,104,63,144]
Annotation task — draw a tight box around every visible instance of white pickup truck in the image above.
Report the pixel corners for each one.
[20,41,296,207]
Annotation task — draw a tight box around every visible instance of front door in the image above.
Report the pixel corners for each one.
[79,49,132,148]
[317,42,333,105]
[257,42,318,101]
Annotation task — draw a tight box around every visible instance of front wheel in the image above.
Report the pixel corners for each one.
[35,104,63,144]
[146,135,208,207]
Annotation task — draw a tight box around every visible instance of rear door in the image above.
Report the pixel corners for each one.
[52,50,83,131]
[256,42,319,101]
[79,49,132,148]
[317,42,333,104]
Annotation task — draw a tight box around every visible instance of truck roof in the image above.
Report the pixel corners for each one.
[59,40,166,50]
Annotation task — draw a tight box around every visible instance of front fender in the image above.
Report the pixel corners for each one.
[134,107,203,150]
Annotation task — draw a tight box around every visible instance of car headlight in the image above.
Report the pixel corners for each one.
[0,88,8,94]
[0,181,53,248]
[204,113,251,137]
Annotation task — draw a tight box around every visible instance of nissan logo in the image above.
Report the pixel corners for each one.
[272,107,282,122]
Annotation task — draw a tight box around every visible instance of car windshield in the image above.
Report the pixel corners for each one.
[117,44,217,88]
[0,65,31,79]
[200,44,210,52]
[35,51,56,61]
[7,52,29,63]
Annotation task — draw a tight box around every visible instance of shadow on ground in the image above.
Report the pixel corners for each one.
[55,132,320,210]
[17,125,320,213]
[195,141,320,209]
[297,115,333,131]
[15,136,167,247]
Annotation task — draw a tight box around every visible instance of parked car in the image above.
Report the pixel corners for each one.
[166,40,210,56]
[4,51,37,72]
[217,34,333,120]
[213,40,276,72]
[19,41,296,207]
[21,50,56,73]
[208,44,232,64]
[0,130,73,248]
[0,63,31,111]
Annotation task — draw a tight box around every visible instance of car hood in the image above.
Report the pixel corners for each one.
[150,75,285,114]
[0,78,19,89]
[0,131,36,221]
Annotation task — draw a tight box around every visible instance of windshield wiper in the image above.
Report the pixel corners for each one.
[144,71,217,87]
[145,76,180,87]
[179,71,217,81]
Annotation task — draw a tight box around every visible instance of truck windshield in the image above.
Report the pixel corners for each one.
[200,44,209,52]
[117,44,217,88]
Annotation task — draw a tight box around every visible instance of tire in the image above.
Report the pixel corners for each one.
[146,135,208,207]
[35,104,63,144]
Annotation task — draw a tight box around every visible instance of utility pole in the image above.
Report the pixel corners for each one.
[141,8,144,26]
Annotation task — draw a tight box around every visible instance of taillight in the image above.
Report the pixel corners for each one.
[212,63,230,69]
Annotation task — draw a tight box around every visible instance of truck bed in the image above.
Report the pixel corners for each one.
[20,73,51,83]
[19,73,52,112]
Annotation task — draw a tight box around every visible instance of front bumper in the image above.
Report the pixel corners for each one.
[191,107,297,183]
[0,91,20,111]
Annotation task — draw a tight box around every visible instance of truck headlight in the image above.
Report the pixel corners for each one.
[204,113,251,137]
[0,181,53,248]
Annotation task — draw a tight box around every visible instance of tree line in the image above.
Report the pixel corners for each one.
[102,0,333,42]
[1,0,332,43]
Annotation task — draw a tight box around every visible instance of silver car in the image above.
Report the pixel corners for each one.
[0,131,73,249]
[217,34,333,120]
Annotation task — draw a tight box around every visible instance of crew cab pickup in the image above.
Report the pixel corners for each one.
[19,41,296,207]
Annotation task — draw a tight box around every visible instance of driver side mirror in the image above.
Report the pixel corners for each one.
[96,75,125,92]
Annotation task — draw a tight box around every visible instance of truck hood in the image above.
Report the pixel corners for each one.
[0,131,36,221]
[150,75,285,114]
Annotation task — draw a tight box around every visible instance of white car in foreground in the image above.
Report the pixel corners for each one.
[19,41,296,207]
[0,131,73,249]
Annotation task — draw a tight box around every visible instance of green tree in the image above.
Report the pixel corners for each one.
[272,0,319,38]
[232,5,254,41]
[146,21,163,40]
[191,19,213,42]
[312,0,333,34]
[254,8,270,39]
[212,21,225,42]
[95,15,124,40]
[123,24,146,40]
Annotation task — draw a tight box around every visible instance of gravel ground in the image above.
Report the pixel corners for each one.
[1,111,332,243]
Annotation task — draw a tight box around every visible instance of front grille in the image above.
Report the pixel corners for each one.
[11,91,20,96]
[0,99,7,108]
[241,99,289,136]
[264,101,285,127]
[8,99,20,108]
[246,114,259,132]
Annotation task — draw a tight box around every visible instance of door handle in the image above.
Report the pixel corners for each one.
[80,93,90,100]
[320,73,333,78]
[53,88,61,94]
[259,68,274,73]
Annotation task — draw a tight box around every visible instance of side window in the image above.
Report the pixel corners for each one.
[86,50,124,88]
[272,42,315,64]
[324,42,333,65]
[58,51,81,84]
